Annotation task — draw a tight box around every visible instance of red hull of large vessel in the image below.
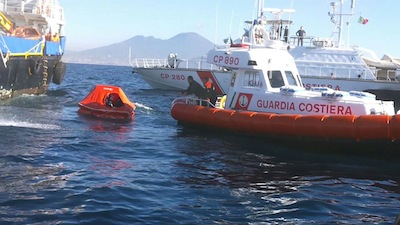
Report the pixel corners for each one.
[171,103,400,143]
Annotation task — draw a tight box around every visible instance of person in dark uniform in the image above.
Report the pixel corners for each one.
[182,76,208,105]
[203,77,217,106]
[296,26,306,46]
[283,26,289,43]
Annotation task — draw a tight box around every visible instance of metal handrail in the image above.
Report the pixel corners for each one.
[172,96,215,108]
[131,57,220,70]
[297,64,399,82]
[8,39,45,58]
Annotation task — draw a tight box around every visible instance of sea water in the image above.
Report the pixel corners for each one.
[0,63,399,224]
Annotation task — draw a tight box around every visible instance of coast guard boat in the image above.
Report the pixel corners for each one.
[170,19,400,144]
[132,0,400,107]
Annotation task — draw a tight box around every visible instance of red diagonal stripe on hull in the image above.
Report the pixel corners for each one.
[196,71,224,95]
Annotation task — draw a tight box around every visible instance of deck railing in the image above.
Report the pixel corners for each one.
[297,63,400,82]
[130,57,220,70]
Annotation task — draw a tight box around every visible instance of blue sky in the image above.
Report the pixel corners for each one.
[62,0,399,58]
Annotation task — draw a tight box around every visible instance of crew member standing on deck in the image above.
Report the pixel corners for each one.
[51,32,60,42]
[283,26,289,43]
[296,26,306,46]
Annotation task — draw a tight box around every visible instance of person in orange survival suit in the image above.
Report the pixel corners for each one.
[202,77,217,106]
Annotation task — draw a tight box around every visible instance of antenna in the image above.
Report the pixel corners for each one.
[229,10,234,40]
[329,0,355,48]
[347,0,356,48]
[257,0,263,17]
[214,4,219,45]
[338,0,343,47]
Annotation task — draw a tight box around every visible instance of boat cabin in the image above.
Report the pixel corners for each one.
[206,44,396,116]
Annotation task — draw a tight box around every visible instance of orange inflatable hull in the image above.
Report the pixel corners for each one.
[78,103,134,121]
[171,103,400,143]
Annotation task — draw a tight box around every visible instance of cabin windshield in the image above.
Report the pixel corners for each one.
[285,71,300,86]
[242,70,263,89]
[268,71,285,88]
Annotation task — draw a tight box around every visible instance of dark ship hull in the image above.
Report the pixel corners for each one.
[0,54,66,99]
[0,0,67,99]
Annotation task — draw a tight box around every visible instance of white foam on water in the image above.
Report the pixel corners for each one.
[134,102,153,110]
[0,119,61,130]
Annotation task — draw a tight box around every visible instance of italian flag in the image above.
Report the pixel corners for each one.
[358,16,368,25]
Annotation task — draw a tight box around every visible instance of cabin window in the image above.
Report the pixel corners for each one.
[243,70,263,88]
[268,71,285,88]
[285,71,299,86]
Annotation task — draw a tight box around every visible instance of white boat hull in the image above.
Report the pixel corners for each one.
[302,76,400,92]
[133,68,231,95]
[134,67,400,92]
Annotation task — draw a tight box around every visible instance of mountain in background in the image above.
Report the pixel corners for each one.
[63,32,215,66]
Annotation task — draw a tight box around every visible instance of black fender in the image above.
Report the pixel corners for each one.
[29,58,42,75]
[52,61,66,85]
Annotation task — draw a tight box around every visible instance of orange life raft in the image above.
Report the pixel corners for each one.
[78,85,136,122]
[171,103,400,143]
